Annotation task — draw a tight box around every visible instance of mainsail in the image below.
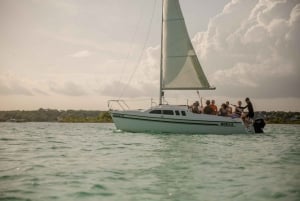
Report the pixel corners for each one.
[161,0,213,90]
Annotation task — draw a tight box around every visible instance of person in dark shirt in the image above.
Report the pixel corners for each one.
[203,100,213,114]
[242,97,254,119]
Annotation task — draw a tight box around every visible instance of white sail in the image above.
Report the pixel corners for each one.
[162,0,212,90]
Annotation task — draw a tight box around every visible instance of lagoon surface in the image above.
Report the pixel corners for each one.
[0,123,299,201]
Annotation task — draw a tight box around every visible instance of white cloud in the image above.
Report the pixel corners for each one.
[99,45,160,98]
[99,79,158,99]
[0,72,90,97]
[70,50,92,58]
[103,0,300,101]
[133,45,160,85]
[49,81,88,96]
[99,81,142,98]
[193,0,300,98]
[0,72,33,96]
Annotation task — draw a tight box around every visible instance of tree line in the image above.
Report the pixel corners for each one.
[260,111,300,124]
[0,109,112,123]
[0,109,299,124]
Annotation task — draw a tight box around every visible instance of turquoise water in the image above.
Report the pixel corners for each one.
[0,123,299,201]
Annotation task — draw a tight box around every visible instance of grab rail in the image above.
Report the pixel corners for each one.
[107,100,130,111]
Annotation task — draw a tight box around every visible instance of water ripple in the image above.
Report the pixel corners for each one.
[0,123,299,201]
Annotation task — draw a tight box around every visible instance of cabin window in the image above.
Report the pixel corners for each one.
[181,111,186,116]
[150,110,162,114]
[175,110,180,115]
[163,110,174,115]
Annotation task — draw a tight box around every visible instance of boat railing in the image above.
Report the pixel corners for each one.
[107,100,130,111]
[108,98,159,111]
[150,98,158,109]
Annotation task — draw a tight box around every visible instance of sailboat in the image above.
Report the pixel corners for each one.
[109,0,256,134]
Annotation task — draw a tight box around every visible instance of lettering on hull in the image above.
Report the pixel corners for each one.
[220,122,234,127]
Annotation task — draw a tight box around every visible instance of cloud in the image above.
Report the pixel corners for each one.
[110,0,300,100]
[99,46,160,98]
[137,46,160,81]
[0,73,33,96]
[49,81,88,96]
[0,81,33,96]
[70,50,92,58]
[99,80,158,98]
[100,81,143,98]
[193,0,300,98]
[0,70,97,97]
[32,88,49,95]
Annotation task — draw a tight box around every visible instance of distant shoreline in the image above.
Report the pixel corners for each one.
[0,109,112,123]
[0,109,299,124]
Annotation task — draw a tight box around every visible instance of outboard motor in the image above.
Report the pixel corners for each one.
[253,113,266,133]
[253,118,265,133]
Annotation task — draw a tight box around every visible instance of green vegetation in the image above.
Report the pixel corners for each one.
[0,109,112,123]
[261,111,300,124]
[0,109,299,124]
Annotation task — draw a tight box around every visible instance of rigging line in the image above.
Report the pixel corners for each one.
[118,0,158,100]
[117,1,144,92]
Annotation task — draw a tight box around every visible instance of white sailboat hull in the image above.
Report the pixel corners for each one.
[110,106,251,134]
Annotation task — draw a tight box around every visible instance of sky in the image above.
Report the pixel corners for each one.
[0,0,299,111]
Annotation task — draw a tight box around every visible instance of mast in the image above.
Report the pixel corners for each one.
[159,0,164,105]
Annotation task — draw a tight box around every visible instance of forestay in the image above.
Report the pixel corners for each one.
[162,0,212,90]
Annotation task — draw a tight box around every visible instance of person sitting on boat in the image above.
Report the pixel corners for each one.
[191,101,201,114]
[210,99,218,115]
[203,100,213,114]
[231,100,244,118]
[218,103,228,116]
[226,101,232,115]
